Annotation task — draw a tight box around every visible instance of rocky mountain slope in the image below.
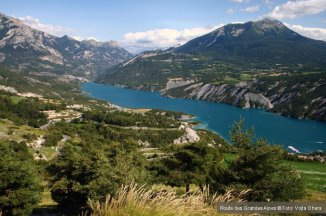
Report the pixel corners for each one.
[99,19,326,121]
[162,74,326,121]
[0,13,132,79]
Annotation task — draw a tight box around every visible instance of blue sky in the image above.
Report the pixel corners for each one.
[1,0,326,52]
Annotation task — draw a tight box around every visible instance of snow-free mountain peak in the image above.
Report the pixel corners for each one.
[0,13,132,78]
[175,18,326,65]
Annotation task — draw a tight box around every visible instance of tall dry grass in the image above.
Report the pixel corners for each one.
[88,183,249,216]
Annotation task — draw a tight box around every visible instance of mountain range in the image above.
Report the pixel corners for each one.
[99,19,326,121]
[0,12,325,121]
[0,13,132,79]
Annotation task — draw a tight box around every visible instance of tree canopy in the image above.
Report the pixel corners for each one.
[209,118,305,201]
[150,142,222,193]
[47,140,149,208]
[0,141,43,216]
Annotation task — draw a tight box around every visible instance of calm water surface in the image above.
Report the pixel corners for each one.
[82,82,326,153]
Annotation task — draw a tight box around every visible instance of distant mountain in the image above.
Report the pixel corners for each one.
[0,13,132,78]
[100,18,326,87]
[176,18,326,66]
[99,19,326,121]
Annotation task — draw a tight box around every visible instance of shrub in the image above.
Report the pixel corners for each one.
[43,132,62,147]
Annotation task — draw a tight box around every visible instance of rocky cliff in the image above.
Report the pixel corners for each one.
[162,76,326,121]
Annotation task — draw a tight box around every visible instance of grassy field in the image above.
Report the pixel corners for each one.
[285,160,326,192]
[10,95,23,104]
[223,153,326,194]
[0,119,58,161]
[223,153,237,161]
[0,119,45,142]
[239,73,252,81]
[28,147,57,161]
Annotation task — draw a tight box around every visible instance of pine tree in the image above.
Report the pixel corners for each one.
[210,118,305,201]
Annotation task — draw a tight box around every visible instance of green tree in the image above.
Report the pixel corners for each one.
[108,141,150,185]
[47,143,118,207]
[43,131,62,147]
[0,142,43,216]
[150,142,222,193]
[47,141,149,209]
[210,118,305,201]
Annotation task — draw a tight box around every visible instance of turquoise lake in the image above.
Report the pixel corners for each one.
[82,82,326,153]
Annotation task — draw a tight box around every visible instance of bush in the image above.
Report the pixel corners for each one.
[43,132,62,147]
[22,133,38,141]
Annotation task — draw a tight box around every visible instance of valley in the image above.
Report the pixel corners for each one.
[0,83,325,211]
[0,8,325,216]
[82,82,326,153]
[99,19,326,122]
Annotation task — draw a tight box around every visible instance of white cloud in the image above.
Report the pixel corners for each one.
[87,37,99,41]
[71,36,84,41]
[241,5,260,13]
[121,24,223,54]
[72,36,99,41]
[229,0,250,3]
[18,16,74,36]
[226,8,236,14]
[268,0,326,19]
[17,16,100,42]
[286,23,326,41]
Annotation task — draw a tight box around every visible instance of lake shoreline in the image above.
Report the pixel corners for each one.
[82,82,326,153]
[98,81,326,124]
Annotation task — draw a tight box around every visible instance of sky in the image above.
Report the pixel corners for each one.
[1,0,326,53]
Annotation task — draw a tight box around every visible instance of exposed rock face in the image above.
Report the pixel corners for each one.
[166,82,266,108]
[0,13,132,78]
[0,53,5,62]
[186,83,225,100]
[163,78,196,91]
[244,93,274,109]
[174,125,200,144]
[161,77,326,121]
[0,84,18,93]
